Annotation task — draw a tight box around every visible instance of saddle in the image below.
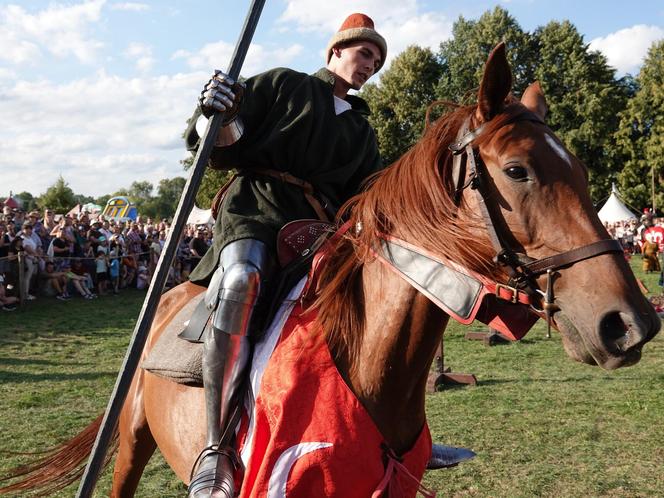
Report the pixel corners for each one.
[178,220,334,343]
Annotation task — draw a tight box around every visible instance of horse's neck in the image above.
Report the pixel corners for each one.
[339,257,449,454]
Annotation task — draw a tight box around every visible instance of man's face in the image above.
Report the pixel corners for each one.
[329,41,382,91]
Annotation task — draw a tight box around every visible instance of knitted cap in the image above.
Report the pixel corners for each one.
[326,13,387,72]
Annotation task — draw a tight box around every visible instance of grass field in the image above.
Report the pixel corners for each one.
[1,260,663,497]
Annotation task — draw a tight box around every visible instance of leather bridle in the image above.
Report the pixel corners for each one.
[448,110,623,332]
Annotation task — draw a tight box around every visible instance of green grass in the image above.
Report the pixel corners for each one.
[1,260,663,497]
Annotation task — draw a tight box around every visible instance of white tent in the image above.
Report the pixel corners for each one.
[187,205,214,226]
[597,184,637,223]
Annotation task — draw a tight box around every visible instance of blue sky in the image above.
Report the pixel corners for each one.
[1,0,663,201]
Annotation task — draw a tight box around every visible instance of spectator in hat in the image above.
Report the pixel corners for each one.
[28,210,49,247]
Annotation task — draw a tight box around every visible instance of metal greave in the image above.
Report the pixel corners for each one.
[202,239,274,446]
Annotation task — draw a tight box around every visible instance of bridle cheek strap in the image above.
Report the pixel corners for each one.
[449,111,624,334]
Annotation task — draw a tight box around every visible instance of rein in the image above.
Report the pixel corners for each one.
[448,111,623,332]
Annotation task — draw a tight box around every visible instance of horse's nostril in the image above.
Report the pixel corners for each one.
[599,312,630,351]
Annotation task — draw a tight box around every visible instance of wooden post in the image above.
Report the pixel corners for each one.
[426,337,477,392]
[17,251,25,305]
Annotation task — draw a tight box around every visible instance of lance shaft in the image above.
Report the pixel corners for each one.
[76,1,266,496]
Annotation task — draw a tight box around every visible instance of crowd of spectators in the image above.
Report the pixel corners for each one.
[603,212,661,255]
[0,205,213,311]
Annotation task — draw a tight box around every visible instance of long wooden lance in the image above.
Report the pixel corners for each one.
[75,1,266,495]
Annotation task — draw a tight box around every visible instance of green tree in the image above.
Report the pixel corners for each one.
[37,176,77,214]
[145,176,187,219]
[95,194,112,208]
[533,21,630,201]
[361,45,443,165]
[180,121,234,209]
[73,194,95,206]
[437,7,536,102]
[128,181,154,206]
[616,40,664,211]
[14,191,37,212]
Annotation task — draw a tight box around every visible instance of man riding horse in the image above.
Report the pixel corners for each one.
[182,13,387,497]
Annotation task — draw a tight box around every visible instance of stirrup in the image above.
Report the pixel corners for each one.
[187,445,239,498]
[426,443,476,470]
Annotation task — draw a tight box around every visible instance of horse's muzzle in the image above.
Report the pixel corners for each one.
[598,308,660,369]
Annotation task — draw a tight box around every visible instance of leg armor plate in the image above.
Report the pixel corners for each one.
[189,239,274,498]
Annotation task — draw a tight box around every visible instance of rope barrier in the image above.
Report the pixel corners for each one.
[0,251,155,263]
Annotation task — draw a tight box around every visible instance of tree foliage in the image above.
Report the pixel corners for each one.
[360,7,637,205]
[533,21,630,201]
[14,191,38,212]
[17,7,662,216]
[37,176,77,213]
[616,40,664,210]
[180,127,234,209]
[437,7,536,102]
[361,45,443,165]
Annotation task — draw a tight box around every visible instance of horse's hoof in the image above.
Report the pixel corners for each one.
[426,443,476,470]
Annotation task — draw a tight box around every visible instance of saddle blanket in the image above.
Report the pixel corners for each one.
[236,278,432,497]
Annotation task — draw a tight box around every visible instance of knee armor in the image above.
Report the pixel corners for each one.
[209,239,273,337]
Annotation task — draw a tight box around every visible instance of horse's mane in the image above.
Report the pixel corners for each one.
[310,100,533,371]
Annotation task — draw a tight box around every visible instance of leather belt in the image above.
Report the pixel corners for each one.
[210,168,332,222]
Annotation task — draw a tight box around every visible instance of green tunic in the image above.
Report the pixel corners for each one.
[186,67,383,284]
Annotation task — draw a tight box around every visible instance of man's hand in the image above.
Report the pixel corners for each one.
[199,70,245,120]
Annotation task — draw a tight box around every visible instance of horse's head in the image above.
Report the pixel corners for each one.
[456,43,660,369]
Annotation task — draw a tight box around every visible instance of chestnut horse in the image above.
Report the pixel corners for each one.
[1,43,659,497]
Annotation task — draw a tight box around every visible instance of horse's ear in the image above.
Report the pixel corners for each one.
[476,42,512,122]
[521,81,548,121]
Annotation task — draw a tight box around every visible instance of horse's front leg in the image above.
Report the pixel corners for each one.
[110,370,157,498]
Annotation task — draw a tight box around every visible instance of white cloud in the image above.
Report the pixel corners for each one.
[172,42,304,76]
[125,42,155,73]
[278,0,451,69]
[0,70,207,197]
[110,2,149,11]
[0,0,105,65]
[589,24,664,75]
[380,13,452,65]
[279,0,417,32]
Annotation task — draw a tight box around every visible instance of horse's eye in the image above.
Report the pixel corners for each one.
[504,166,528,180]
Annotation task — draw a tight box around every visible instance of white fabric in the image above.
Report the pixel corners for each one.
[187,205,215,226]
[240,276,308,468]
[333,96,352,115]
[598,186,637,223]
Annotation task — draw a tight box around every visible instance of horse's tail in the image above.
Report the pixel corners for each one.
[0,413,119,496]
